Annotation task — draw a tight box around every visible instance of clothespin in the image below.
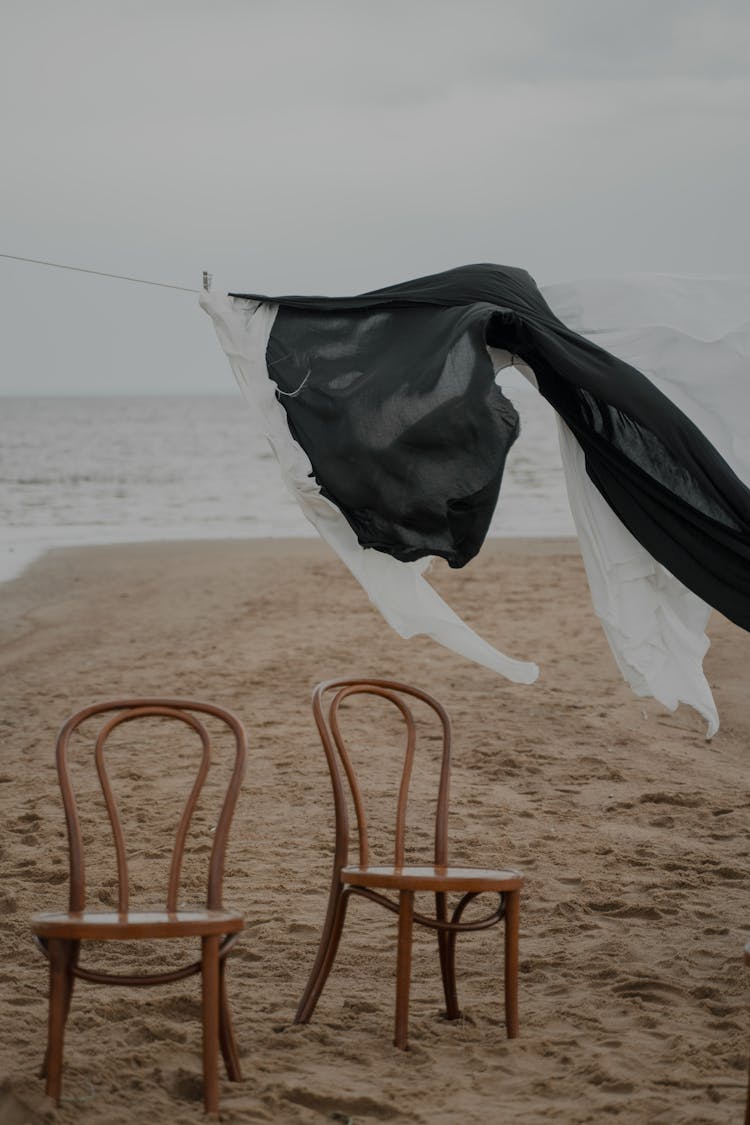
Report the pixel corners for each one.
[202,270,212,292]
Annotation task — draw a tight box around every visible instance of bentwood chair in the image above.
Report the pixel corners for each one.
[30,699,247,1115]
[295,679,523,1049]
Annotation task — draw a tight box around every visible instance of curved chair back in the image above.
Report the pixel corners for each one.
[312,678,452,871]
[55,698,247,913]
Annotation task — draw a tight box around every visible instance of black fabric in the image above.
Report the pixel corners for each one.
[263,302,519,566]
[231,264,750,630]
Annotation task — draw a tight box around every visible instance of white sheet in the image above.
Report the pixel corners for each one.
[541,274,750,738]
[489,339,718,736]
[542,274,750,482]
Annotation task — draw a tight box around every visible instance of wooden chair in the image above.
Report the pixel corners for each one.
[30,699,247,1115]
[295,678,523,1049]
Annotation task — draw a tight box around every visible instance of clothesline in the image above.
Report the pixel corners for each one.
[0,251,200,293]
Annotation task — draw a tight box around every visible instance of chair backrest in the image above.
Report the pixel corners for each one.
[312,679,452,870]
[55,698,247,913]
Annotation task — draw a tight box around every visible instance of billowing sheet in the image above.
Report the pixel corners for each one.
[541,274,750,737]
[202,266,750,736]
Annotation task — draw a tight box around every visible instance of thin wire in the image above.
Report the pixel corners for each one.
[276,368,312,398]
[0,252,200,293]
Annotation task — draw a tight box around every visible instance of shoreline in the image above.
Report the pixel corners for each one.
[0,532,583,587]
[1,536,747,1123]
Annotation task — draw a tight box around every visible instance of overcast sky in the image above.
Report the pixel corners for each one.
[1,0,748,395]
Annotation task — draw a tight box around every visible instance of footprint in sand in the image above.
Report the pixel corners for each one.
[611,977,683,1004]
[587,901,663,920]
[638,791,702,808]
[283,1087,403,1121]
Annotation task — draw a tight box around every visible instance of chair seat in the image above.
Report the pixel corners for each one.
[30,909,245,941]
[341,864,523,892]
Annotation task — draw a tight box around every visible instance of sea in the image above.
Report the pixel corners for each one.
[0,385,574,583]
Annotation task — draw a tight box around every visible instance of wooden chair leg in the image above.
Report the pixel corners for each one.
[503,889,520,1039]
[394,891,414,1050]
[295,873,343,1024]
[437,930,461,1020]
[45,939,72,1103]
[295,886,349,1024]
[65,941,80,1012]
[202,935,221,1115]
[218,957,242,1082]
[436,891,461,1026]
[40,939,79,1081]
[435,892,460,1020]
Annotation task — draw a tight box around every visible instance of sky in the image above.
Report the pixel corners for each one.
[1,0,748,395]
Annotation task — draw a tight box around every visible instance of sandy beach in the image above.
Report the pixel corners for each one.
[0,536,748,1124]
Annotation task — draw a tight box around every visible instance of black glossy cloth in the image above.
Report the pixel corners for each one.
[231,264,750,629]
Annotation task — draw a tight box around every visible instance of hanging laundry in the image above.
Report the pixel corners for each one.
[202,264,750,737]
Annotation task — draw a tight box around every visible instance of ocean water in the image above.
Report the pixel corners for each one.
[0,387,574,582]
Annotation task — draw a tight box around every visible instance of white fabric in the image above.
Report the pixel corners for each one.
[489,342,718,736]
[542,273,750,483]
[540,274,750,738]
[200,288,538,685]
[556,416,717,737]
[202,276,749,738]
